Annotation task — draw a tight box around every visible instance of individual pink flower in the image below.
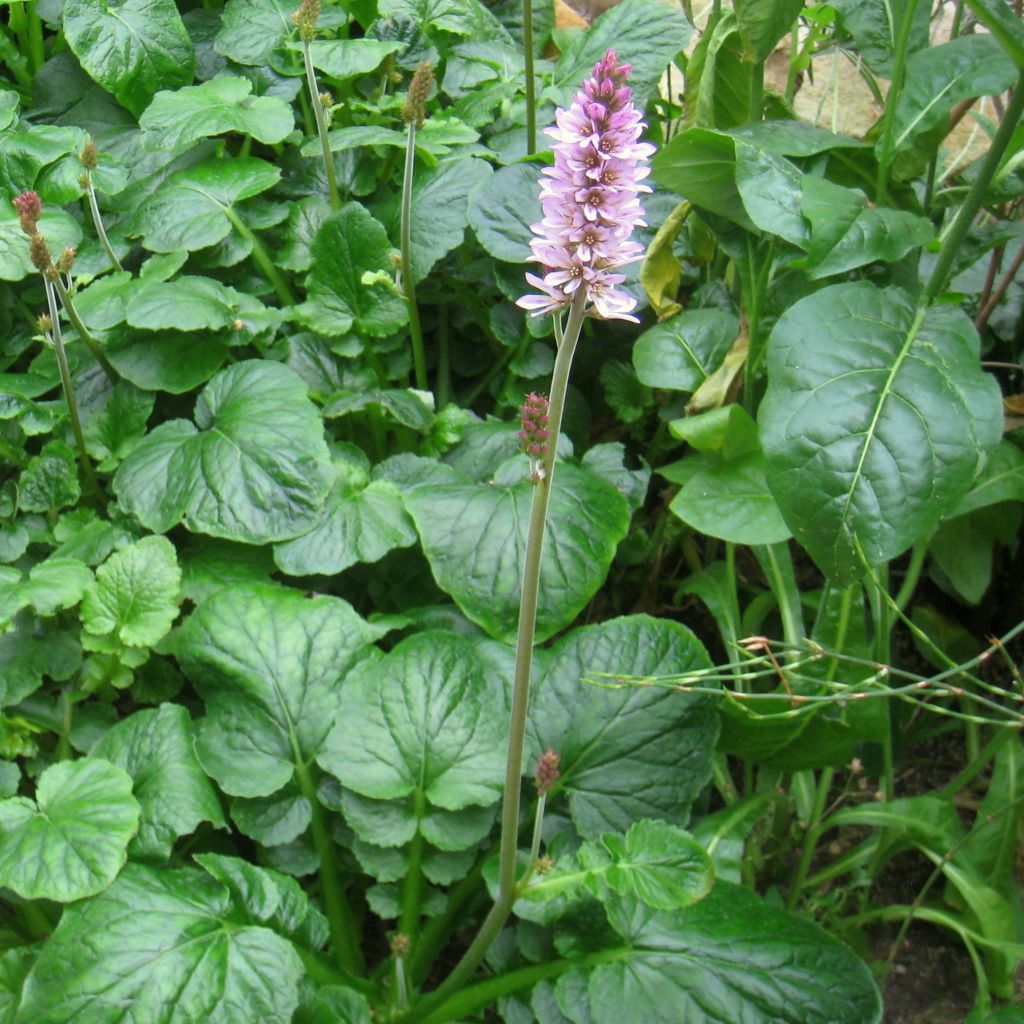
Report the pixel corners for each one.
[516,51,654,324]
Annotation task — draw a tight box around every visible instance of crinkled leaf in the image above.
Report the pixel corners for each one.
[63,0,194,117]
[526,615,717,838]
[14,863,304,1024]
[406,461,630,643]
[82,380,154,470]
[295,203,408,337]
[134,158,280,253]
[140,75,294,149]
[214,0,298,65]
[0,758,139,901]
[232,784,311,847]
[0,621,82,707]
[292,39,403,80]
[18,440,79,514]
[92,703,225,861]
[760,283,1003,582]
[319,630,506,810]
[81,535,181,648]
[0,558,92,622]
[295,985,374,1024]
[177,583,380,798]
[113,361,332,543]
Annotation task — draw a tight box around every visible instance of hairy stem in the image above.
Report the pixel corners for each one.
[401,121,428,390]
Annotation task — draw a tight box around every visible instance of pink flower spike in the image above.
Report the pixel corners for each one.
[518,50,652,323]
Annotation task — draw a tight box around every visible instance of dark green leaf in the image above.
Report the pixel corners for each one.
[830,0,929,77]
[733,0,803,64]
[214,0,298,66]
[633,310,738,392]
[467,162,540,263]
[106,326,229,394]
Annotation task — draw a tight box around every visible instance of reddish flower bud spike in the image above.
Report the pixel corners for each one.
[12,191,42,236]
[535,748,561,796]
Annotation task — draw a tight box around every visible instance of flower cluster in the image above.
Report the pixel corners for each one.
[534,748,561,797]
[519,391,551,480]
[517,50,654,323]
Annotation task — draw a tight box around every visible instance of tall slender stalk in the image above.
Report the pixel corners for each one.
[50,276,117,384]
[523,0,537,155]
[401,119,428,391]
[223,207,297,306]
[875,0,922,204]
[302,42,340,210]
[44,280,100,501]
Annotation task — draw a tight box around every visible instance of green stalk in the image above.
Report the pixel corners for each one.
[295,947,378,996]
[50,276,117,384]
[784,19,800,106]
[44,280,101,501]
[523,0,537,155]
[303,41,340,210]
[0,24,33,89]
[868,562,895,801]
[415,289,588,1011]
[753,542,804,648]
[401,121,428,390]
[436,302,451,409]
[223,207,297,306]
[398,789,427,943]
[749,60,764,122]
[786,765,835,909]
[57,686,73,762]
[528,792,547,867]
[84,175,124,273]
[875,0,921,204]
[294,758,364,976]
[894,538,928,611]
[26,0,45,73]
[19,900,53,941]
[924,73,1024,302]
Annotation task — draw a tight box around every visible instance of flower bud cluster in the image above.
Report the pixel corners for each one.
[534,747,561,796]
[12,190,41,235]
[519,392,550,482]
[402,61,434,128]
[516,50,654,323]
[291,0,320,42]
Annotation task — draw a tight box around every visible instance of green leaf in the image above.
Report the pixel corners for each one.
[0,758,139,902]
[527,615,717,838]
[62,0,195,118]
[134,157,280,253]
[670,451,792,545]
[929,503,1020,604]
[92,703,226,861]
[830,0,929,77]
[689,15,751,131]
[295,985,373,1024]
[214,0,298,66]
[292,39,403,80]
[888,35,1016,171]
[105,326,229,394]
[18,440,79,514]
[378,0,512,42]
[0,558,92,622]
[82,380,154,471]
[633,310,738,393]
[179,538,275,603]
[552,0,693,108]
[759,283,1003,582]
[955,440,1024,515]
[274,445,417,576]
[0,622,81,708]
[524,820,713,911]
[114,361,332,544]
[733,0,803,63]
[126,275,264,332]
[14,863,304,1024]
[295,203,408,337]
[963,0,1024,68]
[232,784,311,846]
[81,536,181,649]
[801,176,934,278]
[319,631,506,809]
[405,460,630,643]
[0,203,82,282]
[467,162,540,263]
[177,583,380,798]
[563,883,881,1024]
[140,76,294,150]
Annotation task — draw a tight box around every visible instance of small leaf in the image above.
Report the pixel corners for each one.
[140,75,294,149]
[92,703,226,861]
[81,536,181,649]
[0,758,139,902]
[82,380,154,470]
[633,310,738,393]
[17,440,79,514]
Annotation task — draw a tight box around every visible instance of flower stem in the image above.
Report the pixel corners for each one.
[303,41,340,210]
[413,289,588,1013]
[44,279,101,501]
[223,206,297,306]
[399,788,427,943]
[523,0,537,155]
[85,175,124,272]
[50,276,117,384]
[874,0,921,205]
[401,121,428,391]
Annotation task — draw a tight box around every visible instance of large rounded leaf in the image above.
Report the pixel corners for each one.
[759,283,1002,582]
[0,758,139,901]
[14,863,304,1024]
[557,884,881,1024]
[526,615,717,838]
[405,462,630,644]
[177,584,381,799]
[113,361,332,544]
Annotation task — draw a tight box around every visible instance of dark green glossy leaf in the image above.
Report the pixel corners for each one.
[526,615,717,838]
[63,0,194,117]
[467,162,540,263]
[214,0,298,66]
[733,0,803,64]
[92,703,225,861]
[18,440,79,514]
[14,863,304,1024]
[0,758,139,901]
[82,380,154,471]
[0,621,81,708]
[105,326,229,394]
[830,0,929,77]
[760,283,1003,582]
[633,310,738,393]
[177,583,380,798]
[0,558,92,623]
[114,361,332,543]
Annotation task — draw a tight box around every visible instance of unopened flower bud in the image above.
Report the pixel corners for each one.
[12,191,41,235]
[319,90,334,108]
[77,172,90,189]
[402,61,434,128]
[519,392,551,482]
[79,139,98,170]
[535,855,555,875]
[534,747,561,796]
[36,313,52,334]
[232,318,244,331]
[390,933,411,957]
[57,246,76,274]
[28,234,52,274]
[291,0,320,41]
